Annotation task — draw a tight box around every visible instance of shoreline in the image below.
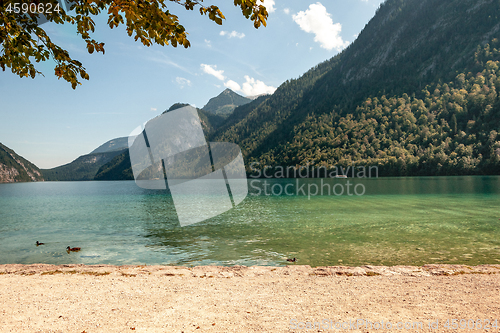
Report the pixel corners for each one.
[1,263,500,277]
[1,264,499,332]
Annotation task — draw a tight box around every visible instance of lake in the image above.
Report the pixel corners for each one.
[0,176,499,267]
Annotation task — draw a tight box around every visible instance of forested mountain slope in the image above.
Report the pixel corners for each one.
[41,150,127,181]
[210,0,500,176]
[87,0,500,180]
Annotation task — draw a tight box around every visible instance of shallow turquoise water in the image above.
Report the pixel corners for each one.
[0,177,499,267]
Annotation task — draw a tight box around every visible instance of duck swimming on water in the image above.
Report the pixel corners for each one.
[36,241,44,246]
[66,246,81,252]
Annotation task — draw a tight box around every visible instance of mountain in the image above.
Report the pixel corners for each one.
[41,148,127,181]
[164,103,225,135]
[208,0,500,176]
[43,102,228,182]
[0,143,44,183]
[202,88,252,117]
[91,137,128,154]
[62,0,500,180]
[94,150,133,181]
[210,94,271,135]
[94,104,227,181]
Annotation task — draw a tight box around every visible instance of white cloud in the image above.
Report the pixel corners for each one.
[175,77,192,88]
[150,107,157,112]
[224,80,241,92]
[283,8,290,15]
[220,31,245,39]
[292,2,349,51]
[257,0,276,13]
[201,64,225,81]
[225,76,276,96]
[201,64,276,96]
[241,76,276,96]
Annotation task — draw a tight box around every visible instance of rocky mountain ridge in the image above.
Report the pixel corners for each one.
[0,143,44,183]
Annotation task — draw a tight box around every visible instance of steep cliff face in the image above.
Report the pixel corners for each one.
[0,143,44,183]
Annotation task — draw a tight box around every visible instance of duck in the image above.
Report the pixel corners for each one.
[286,258,297,262]
[66,246,81,252]
[36,241,44,246]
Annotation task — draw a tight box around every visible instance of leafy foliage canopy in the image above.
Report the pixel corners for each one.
[0,0,268,88]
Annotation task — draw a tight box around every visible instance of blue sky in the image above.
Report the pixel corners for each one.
[0,0,384,169]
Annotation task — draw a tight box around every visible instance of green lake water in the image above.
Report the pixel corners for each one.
[0,177,499,267]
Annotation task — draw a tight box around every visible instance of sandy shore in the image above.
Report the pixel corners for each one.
[1,264,499,332]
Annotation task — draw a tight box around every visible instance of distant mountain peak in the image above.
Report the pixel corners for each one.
[90,137,128,154]
[202,89,252,117]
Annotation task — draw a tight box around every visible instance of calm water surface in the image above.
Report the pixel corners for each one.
[0,177,499,267]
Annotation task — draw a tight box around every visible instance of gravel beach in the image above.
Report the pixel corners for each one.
[1,264,499,332]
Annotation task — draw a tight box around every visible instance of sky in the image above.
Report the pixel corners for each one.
[0,0,385,169]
